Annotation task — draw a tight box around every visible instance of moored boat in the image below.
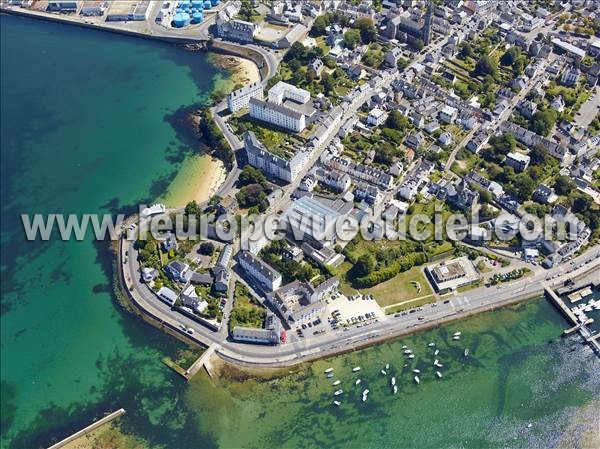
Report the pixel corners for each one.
[381,370,387,376]
[325,367,334,374]
[414,376,420,384]
[334,389,344,396]
[436,371,442,378]
[356,378,361,385]
[333,400,341,406]
[333,380,341,386]
[352,366,361,372]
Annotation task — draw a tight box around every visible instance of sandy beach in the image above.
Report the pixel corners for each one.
[161,154,227,208]
[213,54,261,87]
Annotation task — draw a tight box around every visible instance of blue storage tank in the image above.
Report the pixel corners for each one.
[203,0,211,8]
[211,0,219,5]
[191,11,203,23]
[176,7,183,13]
[192,0,203,8]
[172,12,190,28]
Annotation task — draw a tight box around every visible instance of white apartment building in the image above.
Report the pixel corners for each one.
[249,97,306,132]
[244,131,308,182]
[268,81,311,105]
[238,251,283,292]
[227,82,263,113]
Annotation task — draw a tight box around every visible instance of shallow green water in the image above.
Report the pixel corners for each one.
[1,15,599,449]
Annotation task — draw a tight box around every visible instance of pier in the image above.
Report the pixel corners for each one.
[185,343,219,380]
[47,409,125,449]
[544,285,600,355]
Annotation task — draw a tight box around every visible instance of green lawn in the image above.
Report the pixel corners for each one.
[384,296,437,315]
[228,283,266,332]
[363,266,434,308]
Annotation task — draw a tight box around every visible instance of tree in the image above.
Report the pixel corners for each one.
[236,184,268,211]
[199,242,215,256]
[355,18,377,44]
[239,165,267,187]
[344,29,361,50]
[459,42,474,59]
[322,72,335,95]
[500,46,521,66]
[310,14,330,37]
[530,144,548,166]
[185,200,201,216]
[386,110,410,131]
[355,253,376,276]
[284,42,306,62]
[411,38,425,51]
[473,55,497,77]
[530,110,557,137]
[554,176,575,196]
[510,173,536,201]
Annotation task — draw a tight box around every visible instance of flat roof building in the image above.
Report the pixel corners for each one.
[425,256,480,293]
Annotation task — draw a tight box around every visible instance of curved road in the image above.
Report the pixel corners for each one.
[122,232,600,367]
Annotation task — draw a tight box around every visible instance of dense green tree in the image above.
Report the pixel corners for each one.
[554,175,575,196]
[310,14,330,37]
[386,110,410,131]
[344,29,361,49]
[411,38,425,51]
[239,165,267,187]
[355,253,376,276]
[473,55,497,77]
[459,42,474,59]
[529,144,548,165]
[500,46,521,66]
[355,18,377,44]
[530,110,557,137]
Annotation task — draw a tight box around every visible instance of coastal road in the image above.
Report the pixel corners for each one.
[122,230,599,367]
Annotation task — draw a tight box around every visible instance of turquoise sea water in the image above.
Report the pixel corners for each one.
[1,15,599,449]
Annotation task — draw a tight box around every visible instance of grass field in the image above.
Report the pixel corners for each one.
[363,266,434,308]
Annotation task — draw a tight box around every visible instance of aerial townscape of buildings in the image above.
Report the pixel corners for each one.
[14,0,598,364]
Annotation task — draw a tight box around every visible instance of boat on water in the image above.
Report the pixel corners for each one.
[334,389,344,396]
[333,400,341,406]
[381,370,387,376]
[452,335,460,341]
[393,385,398,394]
[391,376,396,386]
[428,342,435,347]
[325,367,334,374]
[333,380,341,386]
[414,376,420,384]
[362,388,370,395]
[326,373,334,378]
[464,348,469,357]
[356,378,361,385]
[403,349,412,354]
[353,366,361,372]
[413,369,420,373]
[434,349,439,356]
[408,354,415,359]
[453,332,462,337]
[402,345,408,349]
[434,361,443,368]
[436,371,442,378]
[385,363,390,370]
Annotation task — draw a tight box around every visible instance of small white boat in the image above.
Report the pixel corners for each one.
[362,394,368,402]
[453,332,462,337]
[332,380,341,386]
[326,373,334,378]
[402,345,408,349]
[385,363,390,370]
[334,389,344,396]
[428,342,436,347]
[527,423,532,429]
[325,367,334,374]
[404,350,412,355]
[452,336,460,341]
[436,371,442,378]
[414,376,420,384]
[393,385,398,394]
[413,369,420,373]
[353,366,361,372]
[391,376,396,386]
[355,379,361,385]
[333,400,341,406]
[434,349,439,356]
[381,370,387,376]
[363,388,370,395]
[408,354,415,359]
[434,361,443,368]
[464,348,469,357]
[433,359,439,365]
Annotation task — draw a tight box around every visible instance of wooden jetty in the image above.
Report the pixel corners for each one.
[47,409,125,449]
